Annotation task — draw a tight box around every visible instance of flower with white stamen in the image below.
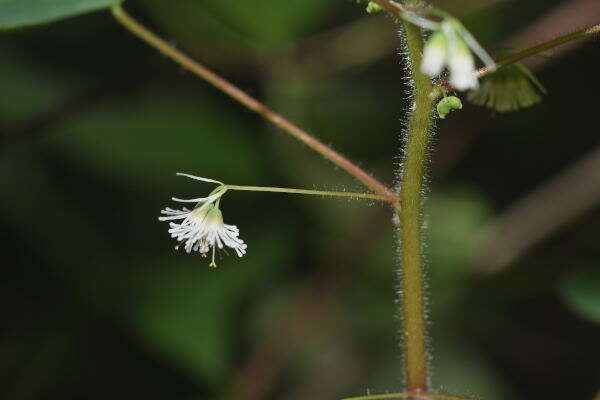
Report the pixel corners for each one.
[158,173,247,268]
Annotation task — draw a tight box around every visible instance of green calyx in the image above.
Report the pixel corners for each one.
[194,185,227,209]
[191,202,213,219]
[427,30,448,51]
[436,96,463,119]
[205,206,224,225]
[467,62,547,112]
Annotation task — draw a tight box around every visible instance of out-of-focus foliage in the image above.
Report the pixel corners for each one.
[0,0,122,29]
[52,89,267,185]
[561,269,600,324]
[1,0,599,400]
[138,0,337,52]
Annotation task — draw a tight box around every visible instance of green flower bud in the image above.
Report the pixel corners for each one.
[366,2,383,13]
[436,96,463,119]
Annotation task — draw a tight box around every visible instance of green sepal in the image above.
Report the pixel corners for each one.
[467,62,547,113]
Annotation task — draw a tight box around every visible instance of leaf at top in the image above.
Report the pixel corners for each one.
[0,0,122,30]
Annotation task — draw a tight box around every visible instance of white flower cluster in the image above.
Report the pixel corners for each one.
[158,174,247,268]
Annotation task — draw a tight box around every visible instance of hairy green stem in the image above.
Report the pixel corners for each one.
[370,0,436,391]
[397,20,435,392]
[224,185,389,201]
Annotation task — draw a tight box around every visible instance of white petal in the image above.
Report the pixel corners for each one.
[421,45,446,77]
[449,71,478,90]
[176,173,224,185]
[448,53,478,90]
[172,191,223,203]
[158,214,188,221]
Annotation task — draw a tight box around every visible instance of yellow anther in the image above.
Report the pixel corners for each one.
[209,262,218,268]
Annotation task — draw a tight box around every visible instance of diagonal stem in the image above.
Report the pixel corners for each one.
[110,5,397,203]
[476,22,600,78]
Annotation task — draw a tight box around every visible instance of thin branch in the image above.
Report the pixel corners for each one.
[476,22,600,78]
[110,5,397,203]
[504,0,600,70]
[224,185,390,202]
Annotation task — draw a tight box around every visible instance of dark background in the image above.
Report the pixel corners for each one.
[1,0,599,399]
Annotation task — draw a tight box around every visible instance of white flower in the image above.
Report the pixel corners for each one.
[446,38,478,90]
[421,31,447,77]
[158,173,247,268]
[420,18,495,91]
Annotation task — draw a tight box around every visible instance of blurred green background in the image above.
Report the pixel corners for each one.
[1,0,599,399]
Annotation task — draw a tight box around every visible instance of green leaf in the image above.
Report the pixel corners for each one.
[0,0,122,30]
[560,269,600,324]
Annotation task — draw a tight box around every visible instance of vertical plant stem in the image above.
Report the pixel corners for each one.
[396,20,435,393]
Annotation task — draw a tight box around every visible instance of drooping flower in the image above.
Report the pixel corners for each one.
[420,17,495,91]
[158,173,247,268]
[421,31,448,78]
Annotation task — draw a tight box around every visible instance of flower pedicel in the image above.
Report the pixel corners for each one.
[158,174,394,268]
